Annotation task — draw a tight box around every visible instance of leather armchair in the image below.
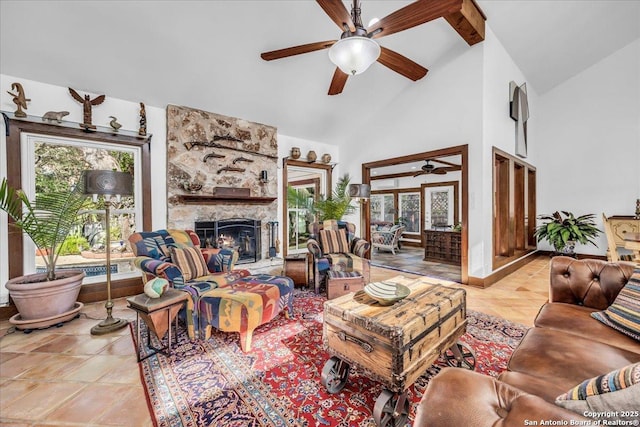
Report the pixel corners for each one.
[414,257,638,427]
[306,220,370,293]
[415,368,590,427]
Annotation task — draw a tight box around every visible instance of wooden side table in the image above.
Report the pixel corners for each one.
[127,288,189,362]
[283,253,310,287]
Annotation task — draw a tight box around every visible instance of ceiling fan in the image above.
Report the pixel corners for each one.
[413,159,460,177]
[260,0,472,95]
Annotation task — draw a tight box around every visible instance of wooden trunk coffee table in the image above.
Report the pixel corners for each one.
[321,275,475,427]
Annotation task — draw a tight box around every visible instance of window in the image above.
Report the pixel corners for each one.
[398,192,420,233]
[2,115,151,304]
[21,133,142,284]
[370,194,395,223]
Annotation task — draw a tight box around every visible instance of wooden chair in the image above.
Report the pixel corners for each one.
[602,213,634,262]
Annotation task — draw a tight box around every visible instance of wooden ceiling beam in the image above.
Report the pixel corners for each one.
[444,0,486,46]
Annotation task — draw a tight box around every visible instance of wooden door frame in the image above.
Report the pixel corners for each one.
[362,145,468,284]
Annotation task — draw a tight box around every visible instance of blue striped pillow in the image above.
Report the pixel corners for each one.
[591,270,640,341]
[556,363,640,402]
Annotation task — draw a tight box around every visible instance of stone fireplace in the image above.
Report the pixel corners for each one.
[165,105,278,262]
[195,219,261,264]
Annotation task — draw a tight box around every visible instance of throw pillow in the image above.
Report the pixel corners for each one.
[320,229,350,254]
[170,246,208,281]
[591,272,640,341]
[555,363,640,421]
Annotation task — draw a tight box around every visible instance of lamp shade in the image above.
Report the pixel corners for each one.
[348,183,371,199]
[328,36,381,76]
[84,170,133,196]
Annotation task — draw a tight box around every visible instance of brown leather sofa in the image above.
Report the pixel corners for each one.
[414,257,639,427]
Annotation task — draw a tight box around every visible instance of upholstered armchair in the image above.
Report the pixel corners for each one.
[371,225,405,255]
[129,229,250,338]
[306,220,371,293]
[129,228,294,351]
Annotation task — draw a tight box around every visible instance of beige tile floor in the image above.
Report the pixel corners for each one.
[0,255,552,426]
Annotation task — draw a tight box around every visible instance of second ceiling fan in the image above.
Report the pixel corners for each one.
[412,158,460,177]
[261,0,481,95]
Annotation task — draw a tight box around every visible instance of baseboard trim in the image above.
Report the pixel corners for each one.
[78,277,144,303]
[467,252,539,288]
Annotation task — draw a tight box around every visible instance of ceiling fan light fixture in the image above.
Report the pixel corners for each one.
[328,36,380,76]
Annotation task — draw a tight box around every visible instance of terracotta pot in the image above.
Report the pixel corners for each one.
[307,150,317,162]
[6,270,85,321]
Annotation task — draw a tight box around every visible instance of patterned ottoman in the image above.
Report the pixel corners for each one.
[327,270,365,300]
[197,274,294,352]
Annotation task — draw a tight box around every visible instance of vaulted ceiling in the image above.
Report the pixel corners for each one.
[1,1,638,144]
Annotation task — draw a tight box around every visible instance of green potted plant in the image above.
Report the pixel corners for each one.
[534,211,601,255]
[313,174,356,221]
[0,173,90,329]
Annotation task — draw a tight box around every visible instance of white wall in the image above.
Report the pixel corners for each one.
[477,26,540,276]
[536,38,640,255]
[338,43,485,264]
[337,24,543,278]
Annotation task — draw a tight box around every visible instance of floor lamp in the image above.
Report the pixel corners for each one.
[84,170,133,335]
[348,183,371,238]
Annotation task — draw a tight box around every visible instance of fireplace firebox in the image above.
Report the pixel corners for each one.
[195,219,261,264]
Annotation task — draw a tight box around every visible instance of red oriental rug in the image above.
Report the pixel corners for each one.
[136,291,527,427]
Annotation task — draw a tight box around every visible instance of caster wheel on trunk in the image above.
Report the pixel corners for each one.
[321,356,350,393]
[373,389,409,427]
[444,341,476,370]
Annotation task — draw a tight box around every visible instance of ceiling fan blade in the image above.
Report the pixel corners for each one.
[378,47,428,81]
[368,0,462,39]
[413,171,425,178]
[317,0,355,32]
[433,169,447,175]
[261,40,336,61]
[328,68,349,95]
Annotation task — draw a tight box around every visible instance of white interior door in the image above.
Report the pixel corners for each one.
[424,186,454,230]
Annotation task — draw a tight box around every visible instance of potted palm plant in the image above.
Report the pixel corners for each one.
[313,174,356,221]
[534,211,601,255]
[0,173,90,329]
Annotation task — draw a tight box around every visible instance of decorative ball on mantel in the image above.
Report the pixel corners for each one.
[321,153,332,163]
[291,147,301,159]
[144,277,169,298]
